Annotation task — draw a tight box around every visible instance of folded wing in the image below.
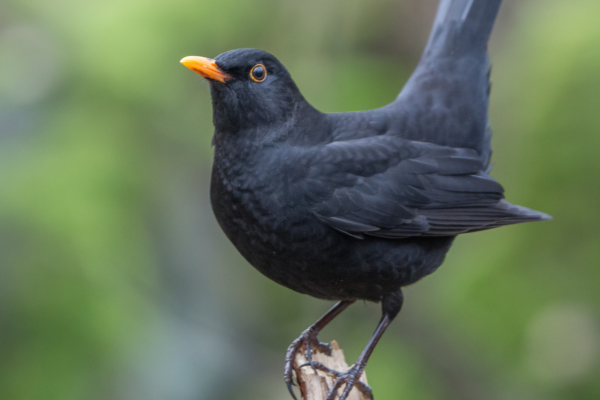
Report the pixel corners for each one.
[302,136,549,239]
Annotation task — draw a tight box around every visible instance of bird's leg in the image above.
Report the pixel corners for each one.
[285,300,355,399]
[324,290,404,400]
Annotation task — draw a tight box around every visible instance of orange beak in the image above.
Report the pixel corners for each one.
[180,56,232,83]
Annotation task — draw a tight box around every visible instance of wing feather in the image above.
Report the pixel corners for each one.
[302,136,548,238]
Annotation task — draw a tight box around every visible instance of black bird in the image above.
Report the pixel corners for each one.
[181,0,550,399]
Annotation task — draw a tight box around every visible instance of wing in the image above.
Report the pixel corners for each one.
[300,136,547,239]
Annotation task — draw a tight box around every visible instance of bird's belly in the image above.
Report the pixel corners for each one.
[210,171,454,301]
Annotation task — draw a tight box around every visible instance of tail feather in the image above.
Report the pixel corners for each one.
[394,0,503,164]
[424,0,503,57]
[420,200,552,236]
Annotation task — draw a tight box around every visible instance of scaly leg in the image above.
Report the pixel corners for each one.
[319,290,404,400]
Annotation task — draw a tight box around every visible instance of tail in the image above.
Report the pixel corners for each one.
[424,0,503,57]
[418,200,551,236]
[394,0,503,166]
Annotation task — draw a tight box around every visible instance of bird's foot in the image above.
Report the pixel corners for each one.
[284,328,333,399]
[306,361,373,400]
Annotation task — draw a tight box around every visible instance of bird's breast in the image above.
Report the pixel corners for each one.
[210,150,319,250]
[209,155,343,292]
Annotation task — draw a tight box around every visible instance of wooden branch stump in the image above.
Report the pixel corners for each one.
[293,340,369,400]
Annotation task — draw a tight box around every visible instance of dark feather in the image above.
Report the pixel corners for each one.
[305,136,548,238]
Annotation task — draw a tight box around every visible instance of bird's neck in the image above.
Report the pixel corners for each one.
[212,100,326,149]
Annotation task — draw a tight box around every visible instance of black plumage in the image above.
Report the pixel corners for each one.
[181,0,550,399]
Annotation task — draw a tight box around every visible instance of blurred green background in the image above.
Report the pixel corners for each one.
[1,0,599,399]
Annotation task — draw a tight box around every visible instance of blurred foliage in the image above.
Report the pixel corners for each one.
[0,0,598,399]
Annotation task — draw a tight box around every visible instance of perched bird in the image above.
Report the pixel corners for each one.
[181,0,550,399]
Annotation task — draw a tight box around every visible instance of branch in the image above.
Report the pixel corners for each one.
[293,340,369,400]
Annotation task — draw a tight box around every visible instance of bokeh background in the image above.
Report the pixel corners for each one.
[1,0,599,399]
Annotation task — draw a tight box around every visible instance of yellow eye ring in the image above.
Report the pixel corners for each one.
[250,64,267,82]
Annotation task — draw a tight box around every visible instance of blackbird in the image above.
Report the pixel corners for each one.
[181,0,550,399]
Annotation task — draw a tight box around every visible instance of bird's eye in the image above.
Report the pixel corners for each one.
[250,64,267,82]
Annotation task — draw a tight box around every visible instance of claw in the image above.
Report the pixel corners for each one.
[283,328,332,399]
[302,360,373,400]
[287,382,298,400]
[304,340,323,375]
[283,301,356,399]
[296,354,373,400]
[311,364,372,400]
[297,362,313,370]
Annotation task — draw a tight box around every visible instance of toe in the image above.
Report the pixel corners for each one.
[356,381,373,399]
[325,379,345,400]
[315,341,333,355]
[339,382,355,400]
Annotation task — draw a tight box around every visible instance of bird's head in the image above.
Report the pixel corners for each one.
[181,48,309,133]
